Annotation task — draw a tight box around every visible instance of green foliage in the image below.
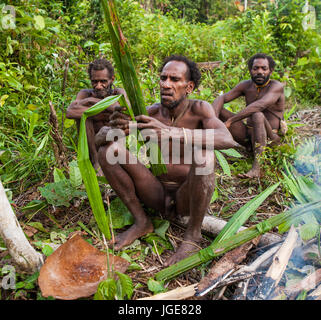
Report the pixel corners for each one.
[94,272,134,300]
[38,179,86,207]
[280,141,321,238]
[147,278,167,294]
[109,197,134,229]
[94,278,117,300]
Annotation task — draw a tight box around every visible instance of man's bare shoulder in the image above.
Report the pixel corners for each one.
[190,99,216,118]
[238,80,253,90]
[114,87,126,95]
[76,89,93,99]
[270,79,285,90]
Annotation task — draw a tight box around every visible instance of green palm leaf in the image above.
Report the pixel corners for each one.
[78,95,123,240]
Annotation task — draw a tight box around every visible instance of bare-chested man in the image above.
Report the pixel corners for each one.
[66,58,128,174]
[212,53,285,178]
[95,55,238,266]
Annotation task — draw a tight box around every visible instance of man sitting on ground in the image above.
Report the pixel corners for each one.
[66,58,129,174]
[212,53,286,178]
[95,55,239,266]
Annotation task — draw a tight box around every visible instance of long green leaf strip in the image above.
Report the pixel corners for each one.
[78,95,122,240]
[213,182,280,246]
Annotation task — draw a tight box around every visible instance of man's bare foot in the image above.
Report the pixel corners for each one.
[110,219,154,250]
[93,162,104,177]
[268,135,281,147]
[238,167,261,179]
[164,239,202,267]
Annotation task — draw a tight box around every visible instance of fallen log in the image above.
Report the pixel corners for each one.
[0,181,43,273]
[196,237,260,296]
[177,215,283,247]
[252,225,298,300]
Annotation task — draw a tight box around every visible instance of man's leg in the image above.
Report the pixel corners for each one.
[98,141,165,250]
[217,108,250,148]
[239,112,282,178]
[164,149,215,266]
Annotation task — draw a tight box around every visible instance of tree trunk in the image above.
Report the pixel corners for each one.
[0,181,43,273]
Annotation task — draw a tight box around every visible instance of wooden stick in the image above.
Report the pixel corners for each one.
[138,284,197,300]
[252,225,298,300]
[49,101,68,169]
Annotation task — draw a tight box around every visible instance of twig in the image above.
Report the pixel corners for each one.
[252,225,298,300]
[60,59,69,137]
[214,286,227,300]
[49,101,68,168]
[153,240,164,266]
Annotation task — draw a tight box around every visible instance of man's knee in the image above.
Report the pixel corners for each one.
[251,112,265,123]
[193,148,215,176]
[98,144,108,165]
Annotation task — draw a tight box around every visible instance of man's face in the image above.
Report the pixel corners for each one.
[90,68,114,99]
[250,58,272,86]
[159,61,194,109]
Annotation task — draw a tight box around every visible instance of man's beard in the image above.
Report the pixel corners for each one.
[161,95,185,110]
[94,85,113,99]
[251,74,270,86]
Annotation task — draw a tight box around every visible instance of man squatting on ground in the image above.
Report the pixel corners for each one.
[66,58,129,175]
[94,55,239,266]
[212,53,286,178]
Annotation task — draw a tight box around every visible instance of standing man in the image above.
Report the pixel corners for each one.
[66,58,129,174]
[95,55,239,266]
[212,53,286,178]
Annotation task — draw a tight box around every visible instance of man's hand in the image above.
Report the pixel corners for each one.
[95,126,111,148]
[108,106,132,133]
[225,118,232,129]
[135,115,169,132]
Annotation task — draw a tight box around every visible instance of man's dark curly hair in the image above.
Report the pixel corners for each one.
[88,58,115,79]
[248,53,276,71]
[159,55,201,90]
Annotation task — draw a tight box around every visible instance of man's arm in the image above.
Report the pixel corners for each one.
[226,82,284,127]
[136,101,239,150]
[212,82,246,116]
[66,90,101,120]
